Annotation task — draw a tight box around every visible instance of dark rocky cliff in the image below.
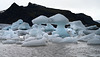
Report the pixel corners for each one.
[0,2,99,27]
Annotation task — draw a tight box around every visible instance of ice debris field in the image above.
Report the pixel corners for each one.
[0,13,100,47]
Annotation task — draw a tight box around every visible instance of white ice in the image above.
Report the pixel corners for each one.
[18,22,30,30]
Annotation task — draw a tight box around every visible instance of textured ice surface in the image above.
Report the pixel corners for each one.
[11,19,23,30]
[44,24,55,31]
[49,14,69,24]
[70,21,86,30]
[87,35,100,45]
[60,37,78,43]
[95,28,100,35]
[66,28,77,37]
[2,40,16,44]
[22,37,48,47]
[2,25,11,30]
[32,15,48,24]
[78,33,95,42]
[86,25,98,30]
[49,14,70,37]
[18,22,30,30]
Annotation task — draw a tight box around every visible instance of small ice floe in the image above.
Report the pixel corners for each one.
[22,38,48,47]
[2,39,16,44]
[95,28,100,35]
[16,30,29,36]
[2,25,11,30]
[49,14,70,37]
[60,37,78,43]
[70,20,86,31]
[22,33,49,47]
[83,30,95,35]
[18,22,30,30]
[11,19,23,30]
[87,35,100,45]
[50,37,62,43]
[48,34,59,40]
[86,25,98,30]
[24,37,36,42]
[78,33,95,42]
[44,23,55,32]
[16,41,23,44]
[66,28,77,37]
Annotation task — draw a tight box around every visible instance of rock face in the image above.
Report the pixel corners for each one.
[0,2,100,27]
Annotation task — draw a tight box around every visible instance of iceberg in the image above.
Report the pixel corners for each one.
[2,39,16,44]
[18,22,30,30]
[32,15,48,24]
[44,23,55,32]
[86,25,98,30]
[95,28,100,35]
[70,21,86,31]
[49,14,70,37]
[22,35,48,47]
[60,37,78,43]
[11,19,23,30]
[78,33,95,42]
[87,35,100,45]
[2,25,11,30]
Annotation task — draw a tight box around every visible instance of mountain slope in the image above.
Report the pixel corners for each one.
[0,2,99,27]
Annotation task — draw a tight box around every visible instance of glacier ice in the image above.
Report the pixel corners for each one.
[44,23,55,32]
[2,25,11,30]
[2,39,16,44]
[87,35,100,45]
[32,15,49,24]
[49,14,70,37]
[60,37,78,43]
[22,35,48,47]
[66,28,77,37]
[95,28,100,35]
[70,21,86,31]
[18,22,30,30]
[78,33,95,42]
[11,19,23,30]
[86,25,98,30]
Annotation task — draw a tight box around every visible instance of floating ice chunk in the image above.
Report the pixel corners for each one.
[22,38,48,47]
[29,28,38,37]
[16,41,23,44]
[16,30,29,36]
[78,30,85,36]
[10,37,20,41]
[50,37,62,43]
[49,14,70,37]
[66,28,77,37]
[70,21,86,30]
[83,30,95,35]
[86,25,98,30]
[95,28,100,35]
[18,22,30,30]
[2,25,11,30]
[23,34,31,39]
[0,29,19,40]
[48,34,59,39]
[44,23,55,31]
[60,37,78,43]
[32,24,38,28]
[2,40,16,44]
[11,19,23,30]
[24,37,36,42]
[78,33,95,42]
[49,14,69,24]
[32,15,48,24]
[87,35,100,45]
